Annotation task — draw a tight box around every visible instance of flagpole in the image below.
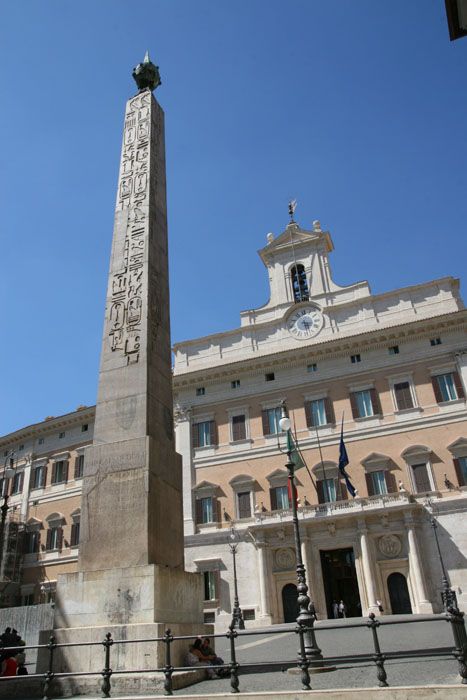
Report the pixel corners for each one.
[314,423,328,499]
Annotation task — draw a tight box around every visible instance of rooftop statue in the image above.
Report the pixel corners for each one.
[132,50,161,92]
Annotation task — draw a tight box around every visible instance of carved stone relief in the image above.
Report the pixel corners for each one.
[274,547,296,571]
[378,534,402,558]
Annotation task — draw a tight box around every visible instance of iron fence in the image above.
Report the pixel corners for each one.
[0,608,466,697]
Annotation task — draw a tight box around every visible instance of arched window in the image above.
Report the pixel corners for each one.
[290,264,309,303]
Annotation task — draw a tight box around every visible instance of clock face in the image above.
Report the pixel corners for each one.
[287,307,323,340]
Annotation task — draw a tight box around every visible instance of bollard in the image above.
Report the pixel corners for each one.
[447,606,467,684]
[42,634,57,700]
[296,624,311,691]
[163,629,174,696]
[226,623,240,693]
[367,613,388,687]
[101,632,113,698]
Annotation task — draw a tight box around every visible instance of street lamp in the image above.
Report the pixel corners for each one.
[278,404,322,664]
[0,451,17,573]
[429,507,458,610]
[229,524,245,629]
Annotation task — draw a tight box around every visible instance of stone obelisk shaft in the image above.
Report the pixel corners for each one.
[78,89,183,571]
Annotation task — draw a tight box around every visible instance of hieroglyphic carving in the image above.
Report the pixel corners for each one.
[108,91,154,365]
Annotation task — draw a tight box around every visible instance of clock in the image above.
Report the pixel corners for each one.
[287,307,323,340]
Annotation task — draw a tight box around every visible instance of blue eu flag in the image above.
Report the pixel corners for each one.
[338,418,356,498]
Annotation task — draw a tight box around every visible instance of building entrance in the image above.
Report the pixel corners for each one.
[320,548,362,618]
[282,583,298,622]
[387,572,412,614]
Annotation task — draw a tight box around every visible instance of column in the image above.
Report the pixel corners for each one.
[404,513,433,613]
[174,406,195,536]
[358,519,380,615]
[257,541,272,620]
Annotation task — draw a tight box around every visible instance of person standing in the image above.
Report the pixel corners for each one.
[338,600,347,618]
[332,600,339,619]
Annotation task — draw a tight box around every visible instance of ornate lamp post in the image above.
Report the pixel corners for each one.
[430,512,458,610]
[278,404,322,664]
[229,524,245,629]
[0,451,17,573]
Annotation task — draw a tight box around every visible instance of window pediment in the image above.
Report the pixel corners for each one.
[193,480,219,497]
[45,511,65,525]
[266,469,288,486]
[26,517,42,531]
[401,445,431,465]
[229,474,255,489]
[447,437,467,457]
[361,453,391,471]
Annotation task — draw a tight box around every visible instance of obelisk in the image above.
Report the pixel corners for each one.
[51,55,206,687]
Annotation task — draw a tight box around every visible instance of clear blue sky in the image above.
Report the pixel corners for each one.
[1,1,466,436]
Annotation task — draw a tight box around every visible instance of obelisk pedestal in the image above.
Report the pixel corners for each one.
[42,56,210,694]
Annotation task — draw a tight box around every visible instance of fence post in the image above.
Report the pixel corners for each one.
[163,629,174,696]
[226,622,240,693]
[296,624,311,691]
[447,606,467,684]
[101,632,113,698]
[367,613,388,687]
[42,634,57,700]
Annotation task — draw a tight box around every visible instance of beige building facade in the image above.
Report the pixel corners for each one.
[1,217,467,630]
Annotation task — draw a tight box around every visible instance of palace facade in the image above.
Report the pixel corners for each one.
[2,217,467,629]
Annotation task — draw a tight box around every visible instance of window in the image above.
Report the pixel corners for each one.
[38,437,44,445]
[307,363,317,373]
[270,485,290,510]
[243,609,256,621]
[351,354,361,364]
[350,389,381,419]
[204,612,215,623]
[204,571,218,601]
[394,381,414,411]
[74,454,84,479]
[430,337,442,346]
[237,491,251,519]
[196,496,216,524]
[317,478,337,503]
[32,465,47,489]
[192,420,217,448]
[231,414,246,442]
[46,526,63,551]
[265,372,275,382]
[454,457,467,487]
[367,471,388,496]
[432,372,465,403]
[19,444,24,451]
[305,398,335,428]
[51,460,68,484]
[81,424,88,432]
[196,387,205,396]
[411,463,432,493]
[290,264,309,303]
[261,407,283,435]
[11,471,24,495]
[59,432,65,439]
[70,521,80,547]
[231,380,240,389]
[22,594,35,606]
[388,345,399,355]
[24,531,40,554]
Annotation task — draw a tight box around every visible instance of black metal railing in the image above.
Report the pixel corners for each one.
[1,608,466,697]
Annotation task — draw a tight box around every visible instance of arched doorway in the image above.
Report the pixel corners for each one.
[387,572,412,614]
[282,583,298,622]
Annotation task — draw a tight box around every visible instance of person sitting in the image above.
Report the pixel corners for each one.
[16,652,28,676]
[185,639,218,679]
[201,637,228,677]
[1,652,17,677]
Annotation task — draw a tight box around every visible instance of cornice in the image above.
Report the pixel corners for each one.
[173,309,467,387]
[0,408,96,447]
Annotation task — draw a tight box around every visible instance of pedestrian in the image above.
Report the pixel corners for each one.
[16,652,28,675]
[332,600,339,619]
[376,599,384,613]
[338,600,347,618]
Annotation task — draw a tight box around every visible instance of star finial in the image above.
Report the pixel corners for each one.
[288,199,297,223]
[132,51,162,93]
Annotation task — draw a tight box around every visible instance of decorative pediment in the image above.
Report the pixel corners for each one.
[266,469,289,485]
[192,480,219,495]
[26,517,42,530]
[229,473,255,486]
[259,223,333,265]
[401,445,431,459]
[447,437,467,456]
[45,511,65,524]
[311,461,338,475]
[361,452,391,470]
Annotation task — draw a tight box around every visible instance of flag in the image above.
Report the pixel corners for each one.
[338,418,356,498]
[287,429,306,471]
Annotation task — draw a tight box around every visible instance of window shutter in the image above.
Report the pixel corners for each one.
[431,376,443,404]
[71,522,80,546]
[63,461,69,483]
[192,424,200,449]
[57,527,64,551]
[412,463,432,493]
[338,478,348,501]
[453,371,465,399]
[238,492,251,519]
[195,499,203,524]
[316,480,325,504]
[262,410,270,435]
[36,531,41,553]
[43,466,48,487]
[74,457,81,479]
[211,497,221,522]
[370,389,382,416]
[209,421,218,446]
[325,397,335,425]
[365,473,375,497]
[232,415,246,441]
[304,402,313,428]
[46,529,52,550]
[349,392,359,420]
[270,488,277,511]
[17,472,24,494]
[384,471,397,493]
[453,458,465,487]
[51,463,57,484]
